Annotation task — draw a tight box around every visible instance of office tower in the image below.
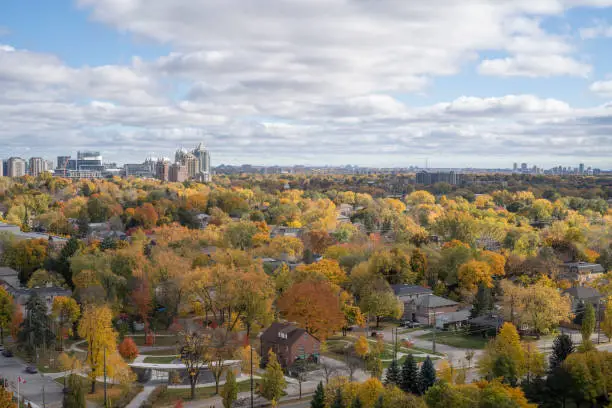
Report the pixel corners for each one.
[579,163,585,175]
[155,159,170,181]
[28,157,46,176]
[513,163,518,172]
[521,163,528,172]
[0,160,3,177]
[7,157,27,177]
[168,163,188,182]
[192,143,211,182]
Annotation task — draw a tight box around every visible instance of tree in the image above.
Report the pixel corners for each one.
[234,345,260,374]
[359,281,403,328]
[385,358,401,386]
[580,303,595,344]
[562,350,612,405]
[458,260,493,295]
[294,259,347,285]
[0,287,13,346]
[10,306,23,341]
[77,208,90,238]
[478,323,525,385]
[331,388,345,408]
[367,355,383,379]
[549,333,574,369]
[260,350,286,407]
[401,354,420,394]
[207,329,240,395]
[351,397,363,408]
[471,284,493,318]
[3,238,48,284]
[131,279,152,335]
[354,336,369,359]
[277,280,345,340]
[602,298,612,340]
[221,370,238,408]
[0,386,17,408]
[54,236,81,288]
[78,305,117,394]
[420,357,436,393]
[27,269,66,288]
[179,331,210,400]
[311,381,326,408]
[18,293,54,353]
[51,296,80,351]
[63,374,86,408]
[118,337,139,361]
[134,203,159,229]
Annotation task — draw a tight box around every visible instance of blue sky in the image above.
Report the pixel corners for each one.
[1,0,612,168]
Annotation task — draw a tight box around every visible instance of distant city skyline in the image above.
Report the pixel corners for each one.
[2,2,612,167]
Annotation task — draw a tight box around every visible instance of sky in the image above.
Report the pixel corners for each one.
[1,0,612,169]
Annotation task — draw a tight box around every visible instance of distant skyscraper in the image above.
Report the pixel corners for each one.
[155,159,170,181]
[521,163,528,172]
[168,163,188,182]
[28,157,46,176]
[7,157,26,177]
[513,163,518,172]
[579,163,585,174]
[0,159,3,177]
[192,143,211,182]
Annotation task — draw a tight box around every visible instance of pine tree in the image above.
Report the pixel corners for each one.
[351,397,363,408]
[384,358,400,386]
[420,356,436,393]
[331,388,344,408]
[471,283,493,318]
[549,333,575,369]
[18,293,55,352]
[580,303,595,343]
[311,381,326,408]
[400,354,419,394]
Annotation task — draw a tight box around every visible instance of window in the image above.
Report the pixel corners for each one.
[297,345,305,359]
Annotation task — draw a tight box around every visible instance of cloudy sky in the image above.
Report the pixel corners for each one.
[2,0,612,169]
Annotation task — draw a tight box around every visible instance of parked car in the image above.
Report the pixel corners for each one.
[401,321,422,328]
[25,366,38,374]
[2,349,13,357]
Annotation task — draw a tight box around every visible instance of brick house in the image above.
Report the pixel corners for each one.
[411,295,460,325]
[560,262,605,284]
[391,284,433,321]
[260,322,320,369]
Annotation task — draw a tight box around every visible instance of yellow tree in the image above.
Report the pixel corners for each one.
[78,305,118,393]
[294,259,347,285]
[478,323,525,384]
[51,296,80,351]
[354,336,370,359]
[0,386,17,408]
[458,260,493,294]
[0,287,14,346]
[233,345,261,374]
[602,296,612,339]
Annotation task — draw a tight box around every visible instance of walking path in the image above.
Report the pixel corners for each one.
[125,384,158,408]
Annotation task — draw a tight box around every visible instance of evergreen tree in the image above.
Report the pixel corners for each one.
[331,388,344,408]
[470,283,493,318]
[419,356,436,393]
[400,354,419,394]
[53,236,80,288]
[76,209,90,239]
[549,333,575,369]
[351,397,363,408]
[580,303,596,343]
[18,293,54,353]
[384,358,401,386]
[311,381,326,408]
[63,375,86,408]
[373,395,384,408]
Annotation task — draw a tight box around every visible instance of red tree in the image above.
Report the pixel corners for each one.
[118,337,139,361]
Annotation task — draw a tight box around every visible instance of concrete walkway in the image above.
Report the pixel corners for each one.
[125,384,158,408]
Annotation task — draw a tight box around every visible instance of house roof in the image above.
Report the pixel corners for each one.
[438,309,471,324]
[0,267,20,289]
[261,322,318,346]
[391,284,433,297]
[564,286,602,300]
[469,314,504,329]
[417,294,458,308]
[563,262,605,273]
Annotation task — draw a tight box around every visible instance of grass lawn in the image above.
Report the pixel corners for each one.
[141,348,179,356]
[143,356,178,364]
[417,332,488,350]
[54,375,143,408]
[152,382,252,407]
[127,335,179,347]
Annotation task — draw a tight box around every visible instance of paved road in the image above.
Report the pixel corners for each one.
[0,353,64,408]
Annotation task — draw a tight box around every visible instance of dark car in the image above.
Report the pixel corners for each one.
[2,349,14,357]
[25,366,38,374]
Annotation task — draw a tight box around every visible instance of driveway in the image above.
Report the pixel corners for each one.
[0,353,64,408]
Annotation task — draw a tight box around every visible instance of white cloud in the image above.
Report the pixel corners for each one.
[478,54,591,77]
[590,80,612,96]
[580,21,612,38]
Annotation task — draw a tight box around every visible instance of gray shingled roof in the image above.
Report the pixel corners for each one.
[417,294,458,308]
[564,286,602,300]
[391,284,432,297]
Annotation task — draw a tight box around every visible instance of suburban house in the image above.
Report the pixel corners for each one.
[560,262,605,284]
[435,309,471,330]
[564,286,603,317]
[0,267,71,314]
[260,322,320,369]
[468,314,505,336]
[270,226,304,238]
[391,284,433,321]
[412,295,461,325]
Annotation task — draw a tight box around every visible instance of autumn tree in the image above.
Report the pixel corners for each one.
[78,305,118,393]
[478,323,525,385]
[131,279,152,335]
[2,238,49,284]
[294,259,347,285]
[278,280,345,340]
[134,203,159,229]
[602,297,612,340]
[303,229,333,255]
[359,280,403,328]
[233,345,260,374]
[580,303,596,344]
[221,370,238,408]
[354,336,370,359]
[179,331,210,400]
[10,306,23,341]
[51,296,80,351]
[0,287,13,345]
[260,350,286,407]
[0,386,17,408]
[457,260,493,295]
[118,337,139,361]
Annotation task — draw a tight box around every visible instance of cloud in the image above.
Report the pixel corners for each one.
[478,54,591,77]
[580,21,612,39]
[590,80,612,96]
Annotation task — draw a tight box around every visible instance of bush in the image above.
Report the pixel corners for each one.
[118,337,139,361]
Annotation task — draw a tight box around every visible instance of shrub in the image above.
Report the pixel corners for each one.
[118,337,139,361]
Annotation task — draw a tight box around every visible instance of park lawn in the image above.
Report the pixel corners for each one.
[126,335,179,347]
[152,382,252,407]
[143,356,178,364]
[54,374,143,408]
[417,332,488,350]
[141,348,179,356]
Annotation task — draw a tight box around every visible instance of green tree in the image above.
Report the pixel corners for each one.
[471,284,493,318]
[549,333,574,369]
[420,357,436,393]
[385,358,401,386]
[77,208,90,238]
[221,370,238,408]
[260,350,286,407]
[311,381,326,408]
[331,388,345,408]
[54,236,81,288]
[0,287,14,345]
[18,293,54,353]
[367,355,383,379]
[63,375,86,408]
[401,354,420,394]
[580,303,595,344]
[359,280,403,328]
[351,397,363,408]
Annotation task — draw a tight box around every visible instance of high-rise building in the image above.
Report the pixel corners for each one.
[155,159,170,181]
[416,170,458,185]
[0,160,3,177]
[28,157,46,176]
[521,163,528,172]
[168,163,188,182]
[513,163,518,172]
[193,143,211,182]
[579,163,585,175]
[7,157,26,177]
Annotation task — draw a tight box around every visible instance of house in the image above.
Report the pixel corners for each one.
[436,309,472,330]
[0,267,71,314]
[391,284,433,314]
[563,286,603,315]
[260,322,321,369]
[412,295,460,325]
[560,262,605,284]
[475,237,501,252]
[468,314,505,336]
[270,226,303,238]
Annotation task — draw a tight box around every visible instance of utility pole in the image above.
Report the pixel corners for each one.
[597,299,602,344]
[103,347,108,408]
[41,374,46,408]
[250,344,254,408]
[432,314,436,354]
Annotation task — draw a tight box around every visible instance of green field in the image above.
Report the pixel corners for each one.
[143,356,178,364]
[417,332,488,349]
[151,382,253,407]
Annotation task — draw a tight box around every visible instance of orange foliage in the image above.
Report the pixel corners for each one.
[118,337,139,361]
